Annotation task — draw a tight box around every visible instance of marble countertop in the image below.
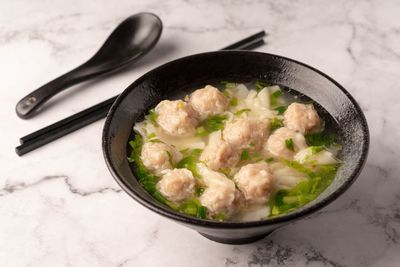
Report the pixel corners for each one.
[1,0,399,266]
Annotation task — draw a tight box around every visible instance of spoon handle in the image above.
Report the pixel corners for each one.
[15,61,107,119]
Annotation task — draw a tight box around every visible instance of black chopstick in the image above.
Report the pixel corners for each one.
[238,38,265,51]
[16,104,111,156]
[16,31,266,156]
[19,96,117,144]
[221,30,266,50]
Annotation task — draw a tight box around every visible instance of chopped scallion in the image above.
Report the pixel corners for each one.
[285,138,294,151]
[305,132,336,147]
[234,108,251,116]
[265,157,274,163]
[195,126,208,137]
[195,114,228,136]
[148,109,158,125]
[230,96,238,107]
[147,133,157,139]
[148,139,162,143]
[274,106,287,115]
[197,206,207,219]
[310,146,324,155]
[255,81,271,92]
[176,149,203,177]
[166,151,174,167]
[240,149,251,161]
[270,118,283,131]
[195,186,205,197]
[270,90,282,106]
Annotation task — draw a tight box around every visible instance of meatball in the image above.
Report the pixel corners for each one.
[223,118,269,150]
[283,103,322,134]
[265,127,307,159]
[200,186,236,214]
[200,131,240,170]
[234,162,273,204]
[189,85,228,119]
[198,164,237,214]
[155,100,198,137]
[157,168,196,202]
[140,142,181,175]
[231,189,246,211]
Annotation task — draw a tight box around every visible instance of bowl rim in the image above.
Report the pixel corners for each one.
[102,50,369,228]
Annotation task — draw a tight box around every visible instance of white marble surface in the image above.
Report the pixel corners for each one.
[1,0,399,266]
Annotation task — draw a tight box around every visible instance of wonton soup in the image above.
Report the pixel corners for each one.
[127,81,341,222]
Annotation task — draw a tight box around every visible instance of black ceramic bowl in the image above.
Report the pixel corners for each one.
[102,51,369,244]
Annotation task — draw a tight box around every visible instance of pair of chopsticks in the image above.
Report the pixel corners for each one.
[16,31,267,156]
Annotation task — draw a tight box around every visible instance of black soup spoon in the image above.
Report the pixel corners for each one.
[16,12,163,119]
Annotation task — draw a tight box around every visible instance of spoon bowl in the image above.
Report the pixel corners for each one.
[88,13,163,70]
[16,12,162,119]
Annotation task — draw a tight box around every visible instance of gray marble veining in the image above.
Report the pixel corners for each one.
[1,0,399,266]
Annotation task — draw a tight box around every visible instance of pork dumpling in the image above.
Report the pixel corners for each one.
[189,85,228,119]
[197,164,236,214]
[233,162,274,204]
[223,118,269,150]
[265,127,307,159]
[157,168,196,202]
[283,103,322,134]
[155,100,198,137]
[140,142,182,175]
[200,131,240,170]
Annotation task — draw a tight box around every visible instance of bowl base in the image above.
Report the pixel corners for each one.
[198,231,272,245]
